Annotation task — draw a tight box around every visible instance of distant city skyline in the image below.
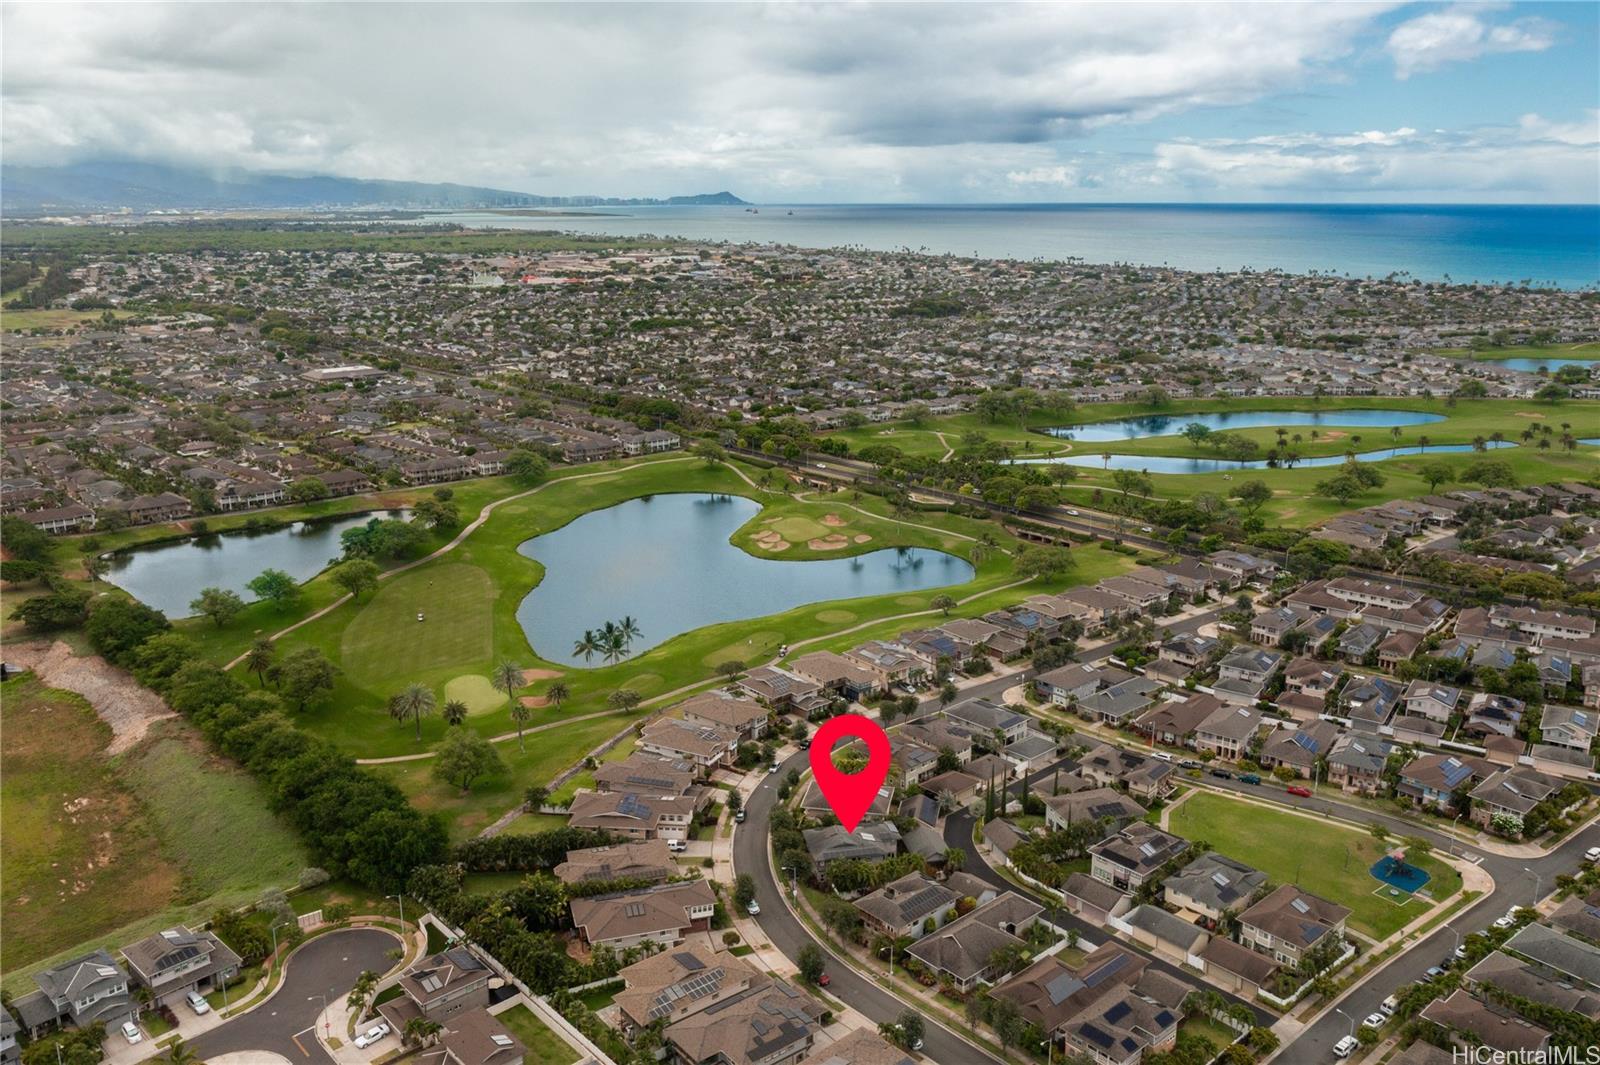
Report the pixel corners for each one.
[2,1,1596,204]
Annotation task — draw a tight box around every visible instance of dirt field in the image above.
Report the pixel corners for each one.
[7,640,174,754]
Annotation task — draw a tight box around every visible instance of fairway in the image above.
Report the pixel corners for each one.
[340,562,494,686]
[1166,791,1461,940]
[704,631,782,667]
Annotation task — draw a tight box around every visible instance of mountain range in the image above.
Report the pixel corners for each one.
[0,161,748,213]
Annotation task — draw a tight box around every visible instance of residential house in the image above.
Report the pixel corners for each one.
[1326,733,1392,795]
[1164,853,1268,926]
[1462,693,1526,740]
[1340,674,1402,728]
[1089,823,1188,892]
[1403,682,1462,723]
[1199,937,1281,999]
[791,651,882,699]
[1397,753,1494,812]
[676,691,769,741]
[1043,788,1146,833]
[638,718,739,771]
[121,927,241,1012]
[854,873,959,939]
[1077,744,1175,802]
[1418,990,1551,1057]
[10,951,134,1038]
[663,976,825,1065]
[1503,922,1600,989]
[566,791,700,841]
[944,698,1032,745]
[803,823,902,870]
[1213,647,1282,706]
[1539,704,1598,752]
[554,840,677,885]
[1193,705,1264,760]
[612,944,763,1034]
[569,880,718,950]
[1122,904,1209,963]
[593,753,700,797]
[1134,693,1221,749]
[378,948,492,1024]
[1258,721,1340,778]
[1469,767,1562,832]
[905,893,1042,992]
[1238,885,1350,968]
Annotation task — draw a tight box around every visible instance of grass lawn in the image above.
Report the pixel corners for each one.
[1434,341,1600,362]
[579,984,621,1011]
[0,679,308,987]
[1166,791,1461,939]
[495,1003,581,1065]
[1179,1014,1241,1050]
[1,307,136,332]
[463,871,529,894]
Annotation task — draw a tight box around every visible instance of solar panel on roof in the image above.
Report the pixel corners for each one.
[1139,842,1159,858]
[1292,732,1318,752]
[1290,897,1310,914]
[624,902,646,917]
[1080,1024,1114,1048]
[1105,1001,1132,1023]
[673,951,704,971]
[1211,871,1231,887]
[1084,953,1129,987]
[1045,972,1084,1006]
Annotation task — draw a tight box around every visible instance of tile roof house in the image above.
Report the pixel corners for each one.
[381,947,492,1023]
[638,718,740,770]
[1326,732,1393,795]
[1258,720,1341,777]
[121,926,241,1012]
[990,943,1148,1037]
[1403,681,1463,722]
[1077,744,1175,801]
[1089,823,1188,892]
[1193,705,1265,760]
[403,1009,526,1065]
[1461,693,1526,740]
[1539,704,1599,751]
[1044,788,1146,833]
[1469,767,1562,830]
[1163,853,1268,923]
[592,752,700,796]
[1463,949,1600,1019]
[1418,989,1551,1055]
[1198,936,1280,998]
[1134,693,1222,749]
[803,823,902,869]
[905,892,1042,992]
[11,950,134,1038]
[566,790,701,841]
[1237,885,1350,967]
[1503,922,1600,988]
[1122,903,1209,961]
[797,1028,917,1065]
[613,944,763,1033]
[554,840,677,885]
[664,975,825,1065]
[1398,753,1495,811]
[853,873,959,939]
[570,880,718,950]
[675,690,770,740]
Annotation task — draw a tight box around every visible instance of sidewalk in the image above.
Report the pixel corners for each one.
[314,919,429,1064]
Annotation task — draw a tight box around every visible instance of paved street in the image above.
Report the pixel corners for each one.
[190,929,401,1064]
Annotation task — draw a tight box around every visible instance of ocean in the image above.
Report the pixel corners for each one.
[432,203,1600,289]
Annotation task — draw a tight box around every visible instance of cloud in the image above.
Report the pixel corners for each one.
[1150,112,1599,199]
[1387,4,1557,78]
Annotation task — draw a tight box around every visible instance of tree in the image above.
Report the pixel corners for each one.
[1015,544,1076,582]
[190,586,246,628]
[1461,457,1517,488]
[695,441,728,468]
[331,559,380,601]
[734,873,757,910]
[1420,462,1453,492]
[608,689,642,714]
[1,514,55,563]
[288,477,329,503]
[1314,473,1362,506]
[573,630,602,663]
[491,659,526,742]
[13,585,90,631]
[505,449,549,484]
[390,682,437,740]
[1232,479,1273,515]
[442,699,469,726]
[245,637,276,686]
[413,496,460,530]
[402,1016,444,1048]
[84,598,170,665]
[431,728,504,794]
[247,568,300,609]
[797,944,826,984]
[346,969,379,1018]
[164,1039,199,1065]
[931,594,957,616]
[546,681,569,710]
[271,647,339,712]
[898,1011,925,1049]
[1182,422,1214,451]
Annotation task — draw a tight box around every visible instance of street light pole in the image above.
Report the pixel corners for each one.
[1334,1008,1356,1039]
[388,893,406,931]
[1524,867,1542,910]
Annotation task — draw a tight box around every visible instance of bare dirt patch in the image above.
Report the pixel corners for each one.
[6,641,174,755]
[521,668,563,683]
[1514,411,1547,419]
[821,513,847,527]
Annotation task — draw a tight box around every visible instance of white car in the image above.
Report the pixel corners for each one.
[1493,914,1516,929]
[1065,509,1080,516]
[1362,1012,1385,1029]
[746,900,761,915]
[666,839,687,853]
[354,1022,391,1049]
[1333,1035,1359,1059]
[187,990,211,1014]
[121,1021,143,1045]
[1380,995,1399,1016]
[768,763,780,774]
[1585,845,1600,864]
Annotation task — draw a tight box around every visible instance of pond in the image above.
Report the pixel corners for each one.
[1014,441,1518,475]
[1044,408,1445,443]
[1478,358,1600,373]
[103,510,409,618]
[515,493,975,667]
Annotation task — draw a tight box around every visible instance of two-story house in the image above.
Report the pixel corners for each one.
[11,951,135,1039]
[121,927,241,1012]
[1238,885,1350,968]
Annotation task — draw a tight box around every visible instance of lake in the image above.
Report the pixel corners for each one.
[1045,409,1445,443]
[515,493,974,667]
[1476,358,1600,373]
[1016,441,1517,475]
[103,510,409,618]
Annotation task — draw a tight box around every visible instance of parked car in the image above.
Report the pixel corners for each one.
[1333,1035,1359,1059]
[120,1021,143,1045]
[1286,785,1313,798]
[1585,845,1600,864]
[1239,773,1262,785]
[735,809,746,823]
[1493,914,1516,929]
[354,1022,391,1049]
[1179,759,1202,770]
[817,972,830,987]
[186,990,210,1014]
[799,739,811,750]
[1380,995,1399,1016]
[746,900,761,916]
[768,763,781,774]
[1209,768,1233,780]
[1425,966,1445,979]
[1362,1012,1385,1029]
[667,839,687,853]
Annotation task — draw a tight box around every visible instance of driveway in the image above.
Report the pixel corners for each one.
[190,928,401,1064]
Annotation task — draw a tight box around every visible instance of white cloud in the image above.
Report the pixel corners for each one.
[1006,166,1081,187]
[1387,4,1557,78]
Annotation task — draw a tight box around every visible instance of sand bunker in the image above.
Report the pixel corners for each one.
[808,533,851,550]
[853,534,873,543]
[1515,411,1547,419]
[821,513,847,527]
[521,668,563,683]
[519,695,550,709]
[1320,431,1347,440]
[6,640,174,754]
[753,529,790,551]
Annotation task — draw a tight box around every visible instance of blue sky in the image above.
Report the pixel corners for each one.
[3,2,1596,203]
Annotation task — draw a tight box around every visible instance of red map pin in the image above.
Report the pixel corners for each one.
[809,713,892,833]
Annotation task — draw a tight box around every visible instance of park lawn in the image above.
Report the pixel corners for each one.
[830,414,1076,461]
[1166,791,1461,940]
[1,307,136,332]
[496,1003,581,1065]
[0,680,308,989]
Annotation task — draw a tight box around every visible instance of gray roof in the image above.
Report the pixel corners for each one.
[1122,904,1208,951]
[1504,922,1600,987]
[1165,852,1267,912]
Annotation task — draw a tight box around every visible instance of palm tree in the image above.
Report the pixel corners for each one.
[1390,425,1402,442]
[245,638,276,687]
[600,623,628,664]
[618,615,643,650]
[1417,434,1430,452]
[970,533,999,566]
[1472,435,1487,452]
[491,659,524,719]
[1522,427,1537,442]
[573,630,601,663]
[165,1039,199,1065]
[442,699,468,726]
[389,683,436,741]
[546,681,569,710]
[510,701,533,750]
[1101,451,1112,471]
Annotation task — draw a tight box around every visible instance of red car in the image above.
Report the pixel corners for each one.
[817,973,830,987]
[1285,785,1312,798]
